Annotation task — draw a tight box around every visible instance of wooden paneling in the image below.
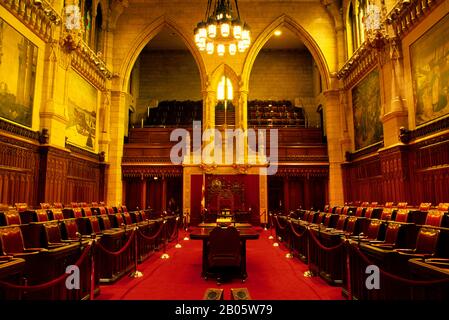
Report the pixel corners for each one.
[0,122,106,207]
[343,130,449,205]
[0,133,40,206]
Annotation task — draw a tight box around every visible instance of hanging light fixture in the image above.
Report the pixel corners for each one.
[194,0,251,56]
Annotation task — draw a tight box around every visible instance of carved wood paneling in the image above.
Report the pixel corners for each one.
[0,132,39,206]
[343,131,449,205]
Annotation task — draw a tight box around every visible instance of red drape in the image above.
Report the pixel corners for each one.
[190,175,203,225]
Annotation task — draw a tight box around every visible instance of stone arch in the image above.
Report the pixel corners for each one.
[241,14,331,91]
[118,15,207,93]
[208,64,241,127]
[209,63,240,95]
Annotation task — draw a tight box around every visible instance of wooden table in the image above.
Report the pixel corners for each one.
[197,223,253,229]
[190,228,259,279]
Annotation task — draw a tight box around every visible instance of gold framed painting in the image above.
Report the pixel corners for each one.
[410,13,449,126]
[0,17,38,128]
[351,69,383,150]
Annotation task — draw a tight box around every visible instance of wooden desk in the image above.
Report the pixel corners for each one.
[0,257,25,299]
[198,223,252,229]
[190,228,259,280]
[408,258,449,300]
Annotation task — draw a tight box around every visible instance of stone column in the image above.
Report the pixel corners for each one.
[106,90,127,205]
[380,39,408,147]
[323,89,345,206]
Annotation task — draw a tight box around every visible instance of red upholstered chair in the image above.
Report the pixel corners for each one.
[437,203,449,212]
[323,214,333,227]
[307,211,315,223]
[71,202,79,208]
[207,226,242,282]
[122,212,133,225]
[108,213,125,228]
[419,203,432,212]
[394,209,409,223]
[36,209,49,222]
[355,207,365,217]
[316,212,326,224]
[50,209,64,221]
[369,222,401,249]
[61,219,81,241]
[99,207,107,215]
[40,203,51,209]
[335,207,343,215]
[365,219,382,240]
[99,215,112,230]
[107,207,115,215]
[395,227,440,258]
[342,206,350,215]
[72,208,83,218]
[121,206,128,213]
[4,211,22,226]
[335,215,348,231]
[82,207,93,217]
[43,221,76,247]
[53,203,63,209]
[361,202,370,207]
[397,202,408,209]
[88,217,102,234]
[344,216,358,235]
[0,226,43,255]
[14,203,27,212]
[384,202,394,208]
[425,210,444,227]
[364,207,374,219]
[380,208,393,221]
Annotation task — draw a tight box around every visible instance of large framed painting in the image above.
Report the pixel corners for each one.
[0,17,38,127]
[352,69,383,150]
[66,71,98,150]
[411,13,449,126]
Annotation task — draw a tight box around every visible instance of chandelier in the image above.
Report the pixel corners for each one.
[194,0,251,56]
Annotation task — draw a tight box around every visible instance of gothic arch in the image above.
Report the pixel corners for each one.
[118,15,207,93]
[241,14,331,91]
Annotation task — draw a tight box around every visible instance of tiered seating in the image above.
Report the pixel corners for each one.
[145,100,202,127]
[247,100,306,127]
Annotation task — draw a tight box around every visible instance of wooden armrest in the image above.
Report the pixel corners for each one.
[24,248,48,253]
[0,255,14,261]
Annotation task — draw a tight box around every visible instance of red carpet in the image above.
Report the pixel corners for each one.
[97,228,344,300]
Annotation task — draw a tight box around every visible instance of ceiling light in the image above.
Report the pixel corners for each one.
[194,0,250,56]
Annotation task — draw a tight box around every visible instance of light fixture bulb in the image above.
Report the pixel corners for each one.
[221,22,230,37]
[206,42,214,54]
[274,30,282,36]
[217,43,225,56]
[198,26,207,40]
[238,40,246,53]
[198,38,206,51]
[229,43,237,55]
[233,24,242,39]
[208,23,217,38]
